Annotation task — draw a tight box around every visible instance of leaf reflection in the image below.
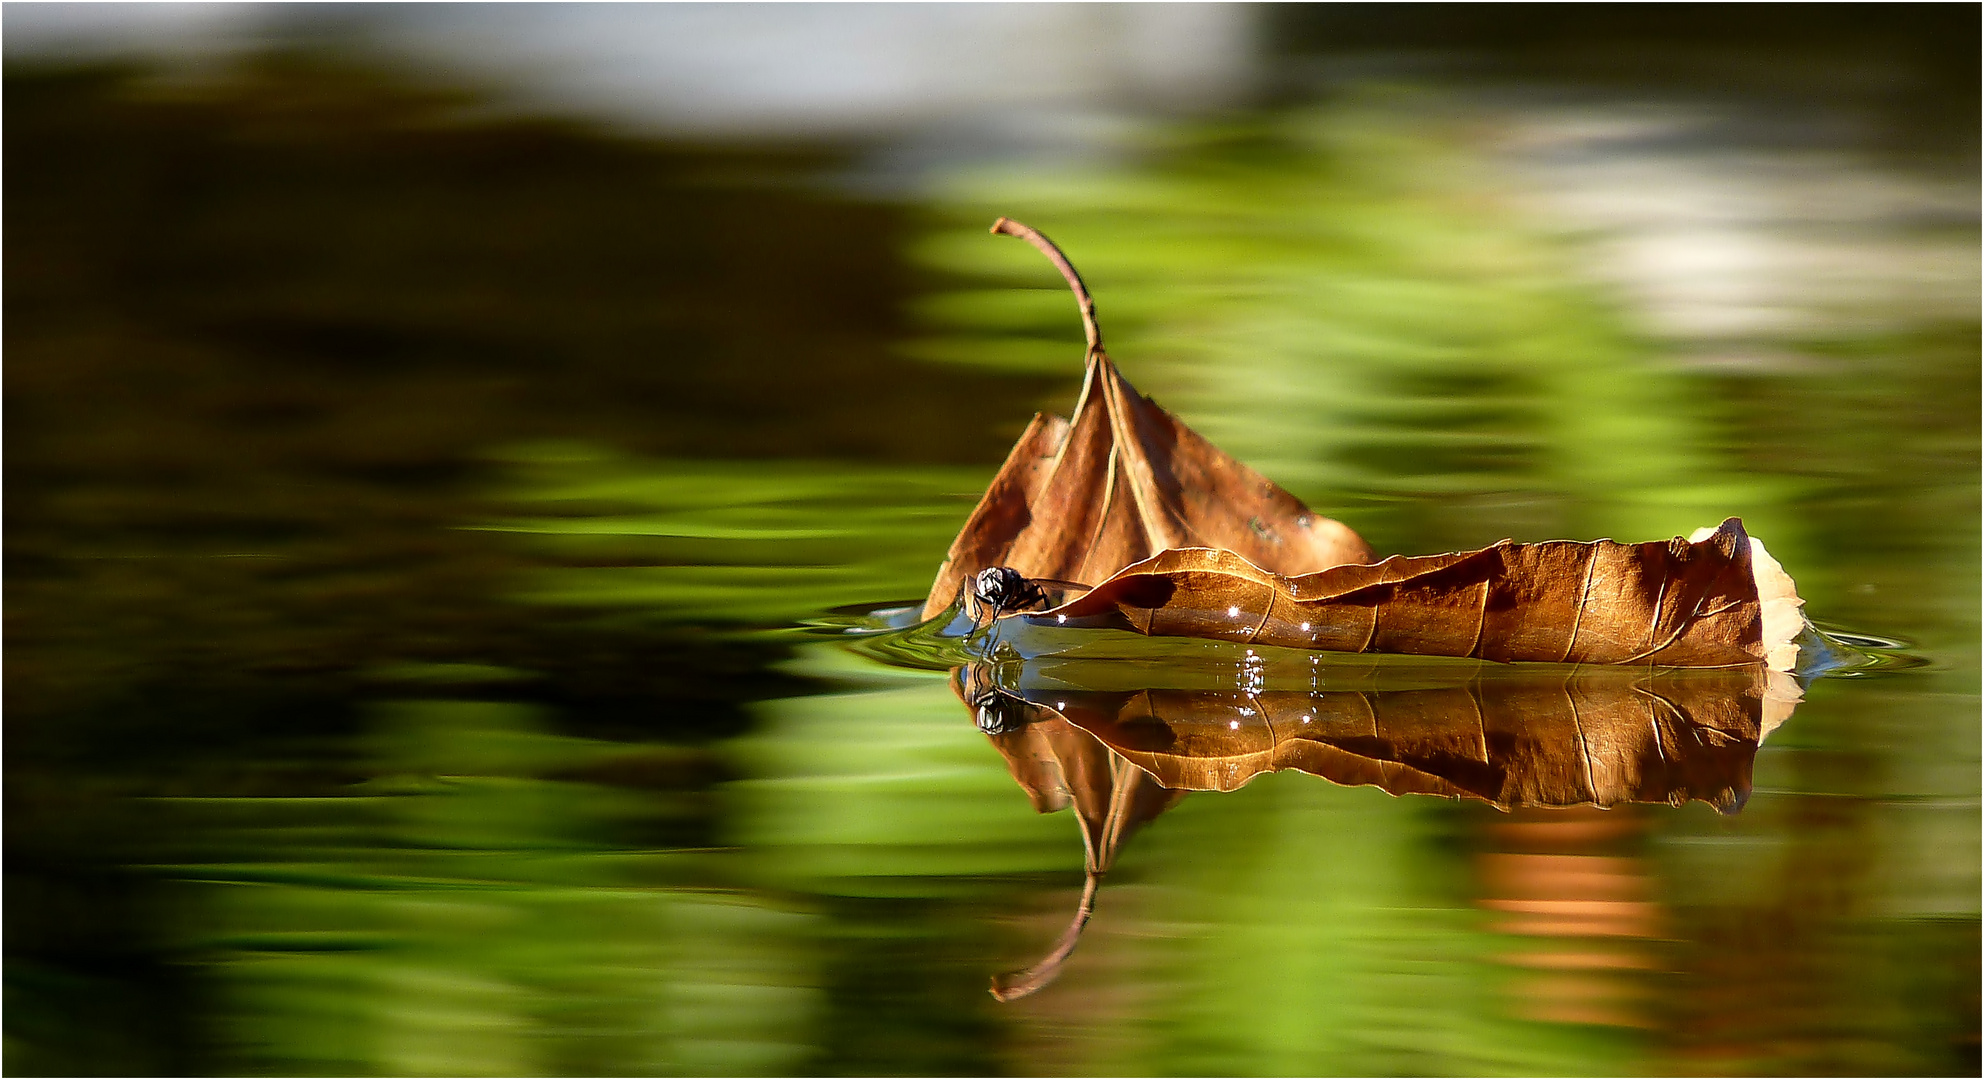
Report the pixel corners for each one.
[955,656,1801,999]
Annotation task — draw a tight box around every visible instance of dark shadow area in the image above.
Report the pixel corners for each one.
[4,54,1055,1075]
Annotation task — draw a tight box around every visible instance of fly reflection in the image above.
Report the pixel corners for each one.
[954,656,1802,999]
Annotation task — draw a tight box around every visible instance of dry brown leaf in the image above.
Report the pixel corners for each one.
[925,219,1816,675]
[1692,527,1807,671]
[1030,517,1790,668]
[954,659,1785,999]
[919,219,1373,619]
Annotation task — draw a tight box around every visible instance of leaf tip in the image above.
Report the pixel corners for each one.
[1691,522,1809,672]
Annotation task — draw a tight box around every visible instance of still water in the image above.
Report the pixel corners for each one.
[8,60,1978,1075]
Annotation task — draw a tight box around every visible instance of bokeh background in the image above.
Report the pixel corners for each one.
[7,4,1978,1075]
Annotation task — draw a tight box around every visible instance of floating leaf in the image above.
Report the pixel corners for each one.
[920,219,1373,619]
[1027,517,1815,670]
[1694,523,1808,671]
[921,221,1813,677]
[913,218,1835,1003]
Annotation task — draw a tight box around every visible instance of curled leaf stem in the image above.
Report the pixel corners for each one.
[990,216,1103,356]
[989,870,1101,1002]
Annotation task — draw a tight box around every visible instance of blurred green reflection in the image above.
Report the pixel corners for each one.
[167,696,816,1076]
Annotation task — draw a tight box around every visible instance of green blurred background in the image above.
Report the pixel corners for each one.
[7,5,1978,1075]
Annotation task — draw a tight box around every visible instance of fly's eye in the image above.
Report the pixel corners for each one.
[972,567,1005,604]
[972,566,1026,613]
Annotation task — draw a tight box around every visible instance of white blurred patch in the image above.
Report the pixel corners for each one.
[1500,102,1977,361]
[4,3,1259,137]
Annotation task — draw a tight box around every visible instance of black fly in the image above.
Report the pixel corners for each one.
[964,566,1090,658]
[967,566,1092,623]
[968,566,1045,622]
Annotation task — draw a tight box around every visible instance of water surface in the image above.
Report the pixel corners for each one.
[7,58,1977,1075]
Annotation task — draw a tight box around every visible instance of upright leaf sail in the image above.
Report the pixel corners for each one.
[918,220,1814,674]
[1031,516,1800,669]
[920,219,1373,620]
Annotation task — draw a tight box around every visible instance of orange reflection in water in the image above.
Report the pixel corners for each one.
[1479,808,1662,1030]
